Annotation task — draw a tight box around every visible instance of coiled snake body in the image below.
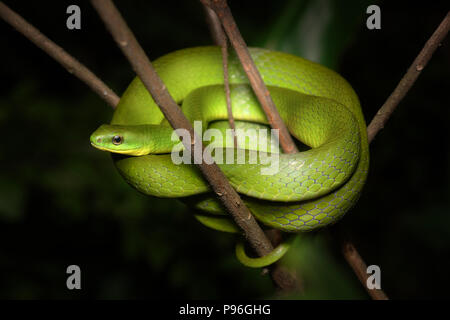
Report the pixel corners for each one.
[90,47,369,267]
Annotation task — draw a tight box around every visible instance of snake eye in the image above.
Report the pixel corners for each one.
[112,135,123,145]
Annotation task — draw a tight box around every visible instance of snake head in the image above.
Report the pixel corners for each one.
[90,124,150,156]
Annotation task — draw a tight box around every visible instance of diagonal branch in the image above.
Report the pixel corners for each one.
[90,0,279,271]
[0,1,119,109]
[202,1,449,301]
[201,0,301,292]
[367,11,450,142]
[201,0,299,154]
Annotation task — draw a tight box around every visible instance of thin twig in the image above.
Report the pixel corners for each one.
[367,11,450,143]
[203,5,237,147]
[203,5,226,50]
[90,0,276,262]
[201,0,299,154]
[202,0,301,292]
[343,11,449,300]
[341,240,388,300]
[0,1,119,109]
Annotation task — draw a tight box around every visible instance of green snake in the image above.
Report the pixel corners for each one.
[90,46,369,267]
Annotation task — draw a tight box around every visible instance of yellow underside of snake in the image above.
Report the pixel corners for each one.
[90,46,369,267]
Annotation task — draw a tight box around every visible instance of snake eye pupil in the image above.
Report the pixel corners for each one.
[112,135,123,145]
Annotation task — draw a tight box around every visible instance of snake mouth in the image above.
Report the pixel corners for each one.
[90,141,116,153]
[90,141,147,156]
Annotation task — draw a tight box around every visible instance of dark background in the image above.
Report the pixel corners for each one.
[0,0,448,299]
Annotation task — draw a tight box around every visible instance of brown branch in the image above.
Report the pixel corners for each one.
[203,0,387,298]
[90,0,277,264]
[343,11,449,300]
[341,241,388,300]
[8,0,444,299]
[201,0,299,154]
[202,1,301,292]
[203,5,237,147]
[203,5,226,49]
[367,11,450,143]
[0,1,119,109]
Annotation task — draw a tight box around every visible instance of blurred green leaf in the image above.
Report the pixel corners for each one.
[255,0,377,69]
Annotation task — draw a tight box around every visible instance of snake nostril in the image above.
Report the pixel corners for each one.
[97,138,102,143]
